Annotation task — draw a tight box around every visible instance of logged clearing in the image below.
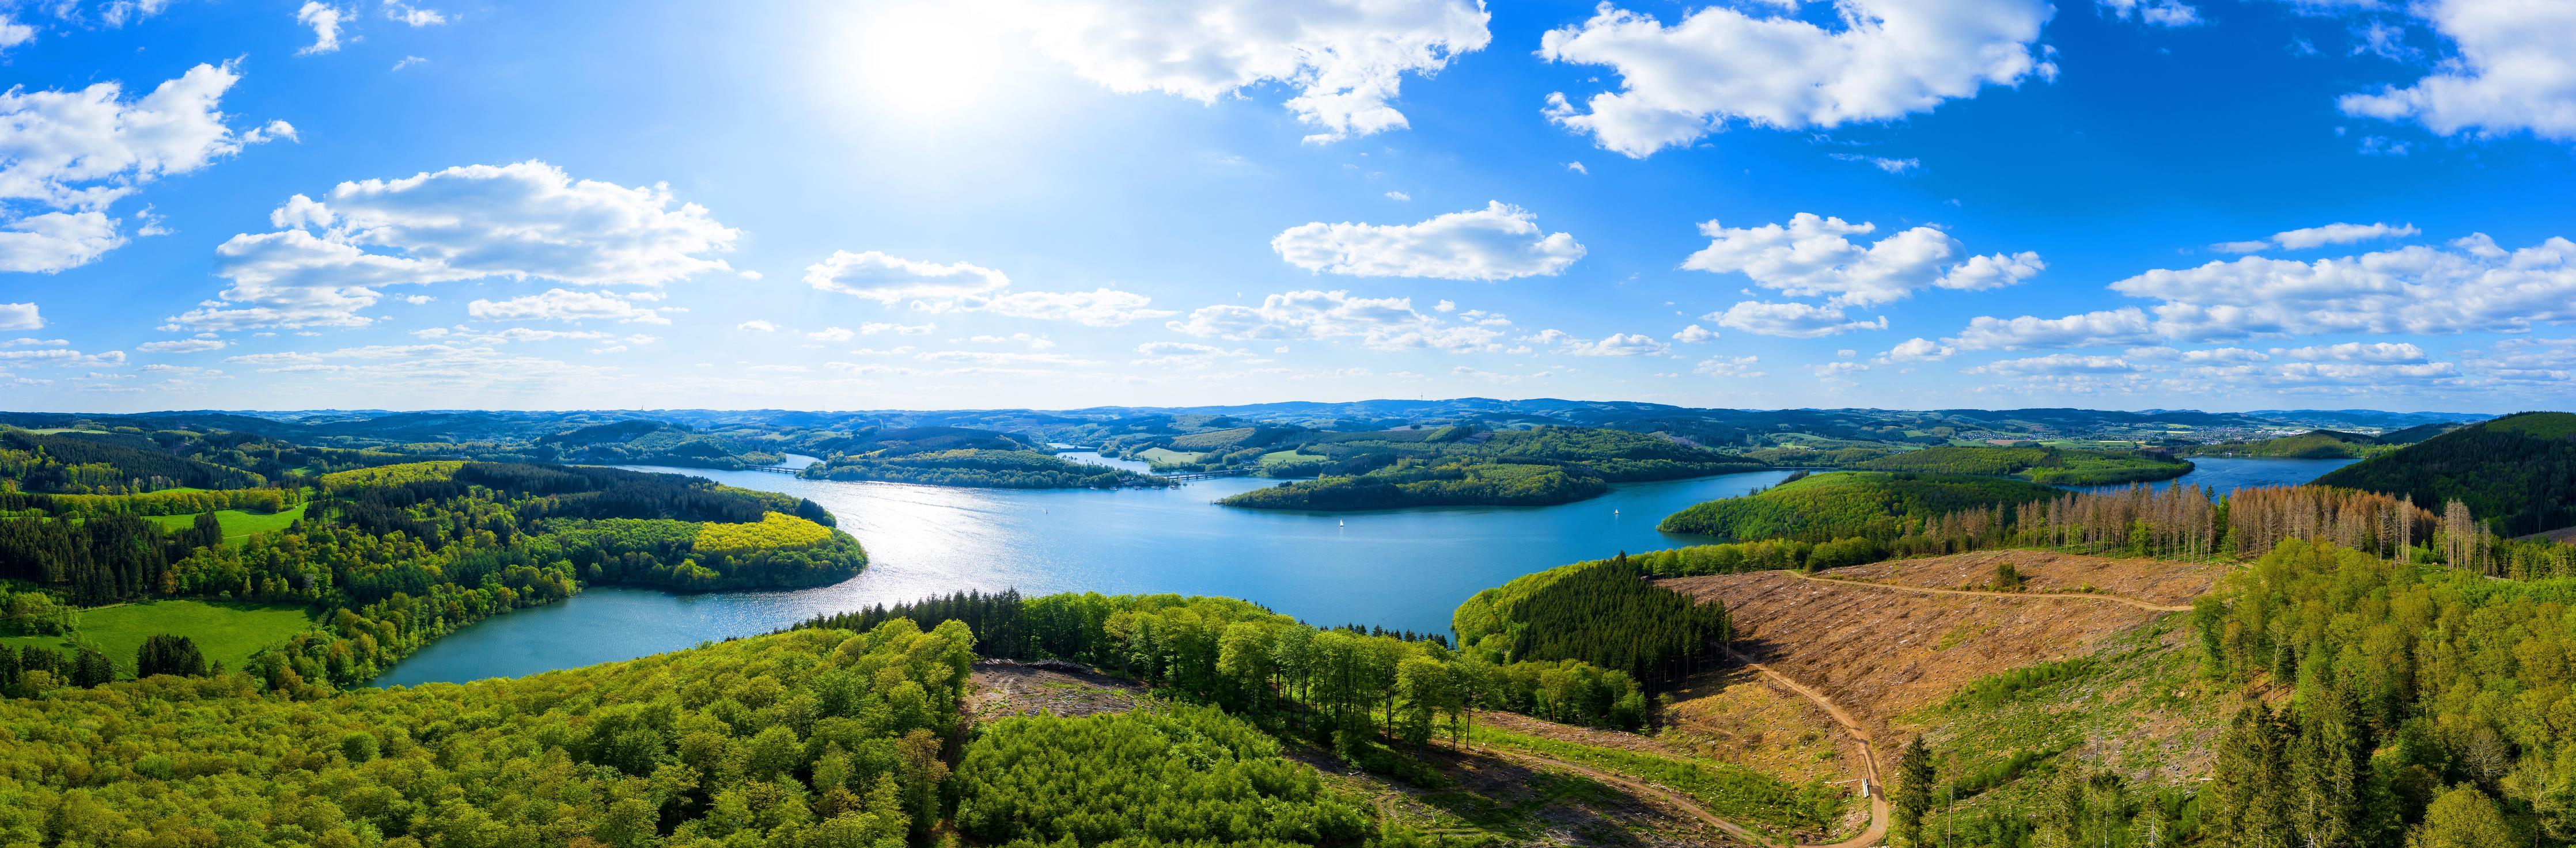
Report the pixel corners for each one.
[1657,666,1850,786]
[967,660,1147,722]
[1661,552,2215,757]
[1318,740,1736,848]
[1827,549,2222,607]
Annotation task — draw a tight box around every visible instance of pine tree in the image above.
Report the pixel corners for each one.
[2290,683,2369,848]
[2209,704,2293,848]
[1893,736,1936,846]
[70,645,114,687]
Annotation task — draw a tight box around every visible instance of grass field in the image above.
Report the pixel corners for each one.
[1135,447,1206,467]
[141,503,309,546]
[1,600,314,678]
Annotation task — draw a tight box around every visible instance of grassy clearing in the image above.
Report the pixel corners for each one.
[1134,447,1206,467]
[140,503,309,546]
[5,600,313,677]
[1903,615,2234,827]
[1468,724,1850,839]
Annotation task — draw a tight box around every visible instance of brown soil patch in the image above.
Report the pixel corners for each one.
[1303,741,1742,848]
[1829,550,2223,607]
[967,660,1146,723]
[1657,666,1850,786]
[1662,556,2184,755]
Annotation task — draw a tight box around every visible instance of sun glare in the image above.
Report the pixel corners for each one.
[832,3,1015,123]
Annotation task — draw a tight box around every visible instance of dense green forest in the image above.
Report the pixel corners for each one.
[0,619,975,847]
[2178,429,2391,459]
[2315,412,2576,537]
[799,590,1659,735]
[2187,538,2576,847]
[1450,554,1732,691]
[804,448,1169,489]
[1656,471,2062,541]
[1852,445,2194,485]
[1221,425,1764,511]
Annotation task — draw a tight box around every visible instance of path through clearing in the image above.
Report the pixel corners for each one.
[1721,646,1888,848]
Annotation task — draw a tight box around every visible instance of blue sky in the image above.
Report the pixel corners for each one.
[1,0,2571,413]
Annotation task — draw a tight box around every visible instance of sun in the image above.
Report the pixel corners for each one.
[829,2,1017,124]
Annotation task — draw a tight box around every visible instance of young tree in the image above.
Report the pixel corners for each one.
[2208,704,2292,848]
[1892,736,1936,846]
[2407,786,2513,848]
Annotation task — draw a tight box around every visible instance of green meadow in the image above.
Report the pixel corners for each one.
[2,600,315,678]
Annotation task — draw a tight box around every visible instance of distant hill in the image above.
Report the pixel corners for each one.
[2377,421,2466,444]
[2313,411,2576,536]
[2180,429,2387,459]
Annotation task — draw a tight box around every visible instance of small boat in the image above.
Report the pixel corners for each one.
[1338,519,1345,527]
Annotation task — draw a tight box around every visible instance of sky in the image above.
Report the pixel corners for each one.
[1,0,2572,415]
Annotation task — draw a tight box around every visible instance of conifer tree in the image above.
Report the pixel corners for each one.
[1893,736,1936,846]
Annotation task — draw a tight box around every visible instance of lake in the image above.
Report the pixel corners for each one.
[374,454,2352,686]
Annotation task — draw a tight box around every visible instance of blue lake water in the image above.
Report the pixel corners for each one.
[374,454,2353,686]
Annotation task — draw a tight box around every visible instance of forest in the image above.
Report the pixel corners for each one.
[804,448,1169,489]
[1220,425,1764,511]
[1851,445,2195,485]
[2177,429,2392,459]
[2315,411,2576,537]
[1656,471,2062,541]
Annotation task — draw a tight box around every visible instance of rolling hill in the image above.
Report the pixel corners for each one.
[2313,411,2576,536]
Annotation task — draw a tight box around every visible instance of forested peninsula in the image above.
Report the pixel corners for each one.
[1219,425,1766,511]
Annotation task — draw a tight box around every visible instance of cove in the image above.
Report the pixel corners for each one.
[374,455,2351,686]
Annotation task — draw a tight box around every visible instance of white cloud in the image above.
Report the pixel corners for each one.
[1967,354,2142,376]
[0,212,126,272]
[1131,341,1256,367]
[391,56,427,72]
[466,289,672,325]
[476,328,611,343]
[737,320,780,333]
[2215,221,2419,253]
[1709,301,1887,338]
[169,161,737,330]
[1683,214,2039,306]
[2110,235,2576,340]
[804,250,1169,326]
[1951,307,2160,350]
[294,3,346,55]
[2097,0,2200,26]
[0,303,41,330]
[385,1,445,26]
[861,322,937,336]
[2338,0,2576,141]
[0,63,284,272]
[807,326,856,341]
[2275,341,2429,363]
[1272,201,1586,280]
[1876,337,1956,363]
[137,338,226,353]
[970,288,1179,328]
[1828,153,1922,173]
[1384,191,1411,201]
[1528,329,1670,357]
[805,251,1009,303]
[1168,289,1506,352]
[2272,221,2420,250]
[0,348,124,367]
[0,16,32,54]
[1691,355,1763,378]
[1012,0,1491,143]
[1538,0,2055,157]
[1672,324,1717,343]
[1565,161,1589,174]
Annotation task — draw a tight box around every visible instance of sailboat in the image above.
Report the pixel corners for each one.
[1338,519,1344,527]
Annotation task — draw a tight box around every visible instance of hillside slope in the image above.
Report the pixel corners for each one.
[2313,410,2576,535]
